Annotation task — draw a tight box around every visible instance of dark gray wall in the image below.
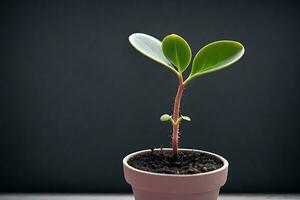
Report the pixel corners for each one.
[0,0,299,193]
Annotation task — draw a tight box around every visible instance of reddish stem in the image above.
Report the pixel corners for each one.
[172,75,184,159]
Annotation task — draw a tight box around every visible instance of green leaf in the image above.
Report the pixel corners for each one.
[181,115,191,121]
[162,34,192,73]
[160,114,172,122]
[189,40,244,78]
[129,33,178,75]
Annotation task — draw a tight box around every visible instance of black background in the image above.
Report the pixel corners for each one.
[0,0,300,193]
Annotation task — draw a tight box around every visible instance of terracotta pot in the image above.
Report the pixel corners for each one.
[123,148,229,200]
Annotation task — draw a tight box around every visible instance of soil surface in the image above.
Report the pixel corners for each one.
[127,149,224,175]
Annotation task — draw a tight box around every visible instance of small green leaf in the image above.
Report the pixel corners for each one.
[129,33,178,75]
[162,34,191,73]
[181,115,191,121]
[160,114,172,122]
[189,40,244,78]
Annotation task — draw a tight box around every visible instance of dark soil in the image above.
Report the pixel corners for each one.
[128,149,224,175]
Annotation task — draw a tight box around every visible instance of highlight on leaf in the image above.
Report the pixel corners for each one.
[128,33,179,75]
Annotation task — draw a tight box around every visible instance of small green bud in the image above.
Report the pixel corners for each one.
[160,114,172,122]
[181,115,191,121]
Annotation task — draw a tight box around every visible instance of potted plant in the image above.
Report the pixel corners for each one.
[123,33,244,200]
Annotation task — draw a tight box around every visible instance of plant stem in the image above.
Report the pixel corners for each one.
[172,74,184,159]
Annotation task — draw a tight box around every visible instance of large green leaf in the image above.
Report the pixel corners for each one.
[189,40,244,78]
[129,33,178,75]
[162,34,191,73]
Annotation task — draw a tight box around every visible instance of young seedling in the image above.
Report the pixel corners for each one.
[129,33,244,159]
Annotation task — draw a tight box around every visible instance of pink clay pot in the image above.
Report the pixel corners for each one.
[123,148,229,200]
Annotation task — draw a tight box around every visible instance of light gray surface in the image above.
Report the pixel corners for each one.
[0,195,299,200]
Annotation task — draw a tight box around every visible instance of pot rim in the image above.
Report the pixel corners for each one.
[123,148,229,177]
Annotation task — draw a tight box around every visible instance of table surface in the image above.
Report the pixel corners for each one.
[0,194,299,200]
